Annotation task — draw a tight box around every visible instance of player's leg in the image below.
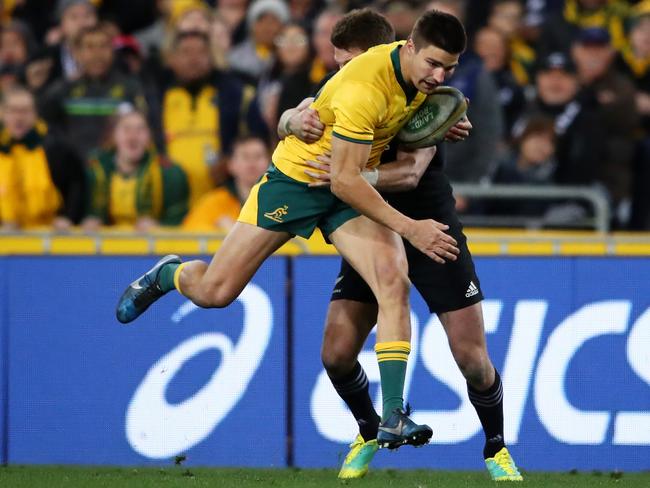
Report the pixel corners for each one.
[401,173,522,479]
[116,167,299,323]
[322,260,383,478]
[328,215,432,449]
[322,299,379,438]
[173,223,290,307]
[116,222,291,322]
[439,303,522,481]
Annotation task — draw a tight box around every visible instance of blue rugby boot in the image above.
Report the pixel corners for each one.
[116,254,181,323]
[377,407,433,449]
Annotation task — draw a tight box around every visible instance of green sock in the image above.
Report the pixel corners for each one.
[375,341,410,421]
[157,263,180,292]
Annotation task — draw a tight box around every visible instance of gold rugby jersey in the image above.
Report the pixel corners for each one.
[273,41,426,183]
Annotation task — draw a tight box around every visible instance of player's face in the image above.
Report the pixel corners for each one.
[406,40,459,94]
[333,46,363,68]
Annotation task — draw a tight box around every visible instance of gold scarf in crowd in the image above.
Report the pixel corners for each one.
[563,0,630,50]
[89,149,164,225]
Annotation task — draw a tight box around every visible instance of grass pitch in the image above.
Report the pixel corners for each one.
[1,467,649,488]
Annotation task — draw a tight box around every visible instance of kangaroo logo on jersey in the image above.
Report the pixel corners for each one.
[264,205,289,223]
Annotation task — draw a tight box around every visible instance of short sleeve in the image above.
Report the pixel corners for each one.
[331,81,387,145]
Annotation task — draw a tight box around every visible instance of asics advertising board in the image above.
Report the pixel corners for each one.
[0,255,647,470]
[293,257,650,471]
[3,257,287,466]
[0,258,6,464]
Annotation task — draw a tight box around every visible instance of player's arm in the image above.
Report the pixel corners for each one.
[329,136,411,231]
[276,97,324,142]
[374,147,436,191]
[305,146,437,192]
[329,137,458,263]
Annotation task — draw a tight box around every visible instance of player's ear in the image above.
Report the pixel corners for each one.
[405,37,416,54]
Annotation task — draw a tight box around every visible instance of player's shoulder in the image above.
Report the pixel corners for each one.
[338,41,402,84]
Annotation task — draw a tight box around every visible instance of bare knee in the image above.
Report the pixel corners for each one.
[193,281,237,308]
[321,330,359,377]
[373,263,410,305]
[451,343,493,388]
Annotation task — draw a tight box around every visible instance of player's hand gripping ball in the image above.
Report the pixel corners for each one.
[397,86,468,149]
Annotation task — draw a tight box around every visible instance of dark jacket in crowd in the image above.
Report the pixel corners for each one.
[40,68,146,159]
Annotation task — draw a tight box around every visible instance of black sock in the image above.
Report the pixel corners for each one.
[328,361,380,441]
[467,368,505,459]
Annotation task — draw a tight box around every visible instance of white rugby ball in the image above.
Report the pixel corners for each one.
[396,86,467,149]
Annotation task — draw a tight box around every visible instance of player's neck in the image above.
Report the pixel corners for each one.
[398,45,414,88]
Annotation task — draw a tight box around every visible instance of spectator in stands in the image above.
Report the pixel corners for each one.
[1,20,35,94]
[616,1,650,133]
[474,26,527,137]
[378,0,419,40]
[0,20,35,68]
[572,27,639,219]
[229,0,289,82]
[48,0,98,81]
[624,2,650,229]
[216,0,248,46]
[0,86,85,230]
[83,109,189,232]
[288,0,324,26]
[494,113,598,227]
[183,135,269,231]
[538,0,631,57]
[518,51,607,192]
[487,0,536,86]
[493,115,557,187]
[152,30,267,205]
[176,3,213,34]
[309,8,343,83]
[40,24,146,160]
[427,0,505,187]
[262,23,313,134]
[210,12,232,70]
[113,35,144,77]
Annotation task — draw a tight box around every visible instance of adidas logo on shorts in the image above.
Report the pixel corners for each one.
[465,281,479,298]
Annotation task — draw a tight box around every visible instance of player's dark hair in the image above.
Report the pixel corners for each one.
[330,8,395,51]
[411,9,467,55]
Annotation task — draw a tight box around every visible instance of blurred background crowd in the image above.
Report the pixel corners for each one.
[0,0,648,233]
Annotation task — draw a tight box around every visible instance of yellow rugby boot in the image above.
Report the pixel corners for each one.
[338,434,379,479]
[485,447,523,481]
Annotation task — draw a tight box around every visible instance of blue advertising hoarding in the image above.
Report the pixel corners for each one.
[292,256,650,471]
[4,256,287,466]
[0,257,6,465]
[0,254,647,470]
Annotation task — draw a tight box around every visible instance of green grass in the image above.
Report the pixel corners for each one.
[0,467,648,488]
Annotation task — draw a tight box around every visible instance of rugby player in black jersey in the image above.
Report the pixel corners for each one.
[277,8,522,482]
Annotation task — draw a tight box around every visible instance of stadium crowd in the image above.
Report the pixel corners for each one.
[0,0,648,232]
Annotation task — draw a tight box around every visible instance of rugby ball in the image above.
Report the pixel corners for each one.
[396,86,467,149]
